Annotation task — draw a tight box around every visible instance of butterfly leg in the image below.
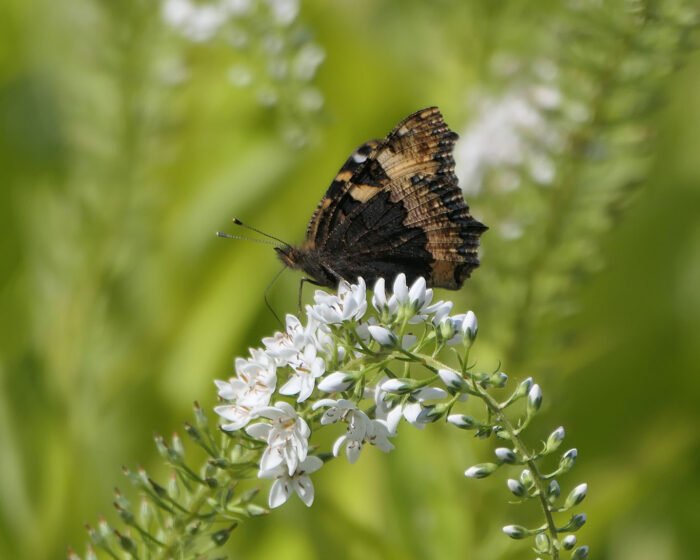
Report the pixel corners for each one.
[298,277,323,313]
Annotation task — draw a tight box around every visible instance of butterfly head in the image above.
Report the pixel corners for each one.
[275,244,337,288]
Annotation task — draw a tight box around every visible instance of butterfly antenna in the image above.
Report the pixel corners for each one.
[216,231,280,247]
[232,218,290,248]
[264,265,287,328]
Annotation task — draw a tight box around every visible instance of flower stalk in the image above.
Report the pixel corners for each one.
[77,275,587,559]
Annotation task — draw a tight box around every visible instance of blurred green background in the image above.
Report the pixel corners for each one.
[1,0,699,558]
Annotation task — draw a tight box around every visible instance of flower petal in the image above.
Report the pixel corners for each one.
[269,478,291,508]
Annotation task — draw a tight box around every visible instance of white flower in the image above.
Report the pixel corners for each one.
[375,382,448,434]
[373,274,435,321]
[445,311,478,345]
[214,349,277,431]
[331,416,394,463]
[311,321,343,360]
[425,300,453,324]
[312,399,393,463]
[279,343,325,402]
[262,314,313,365]
[312,399,364,431]
[246,402,310,476]
[364,419,394,452]
[259,455,323,508]
[308,278,367,324]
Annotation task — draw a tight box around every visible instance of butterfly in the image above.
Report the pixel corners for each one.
[273,107,487,291]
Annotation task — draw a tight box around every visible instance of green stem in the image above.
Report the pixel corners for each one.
[414,353,560,559]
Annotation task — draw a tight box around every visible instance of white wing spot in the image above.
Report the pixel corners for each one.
[352,153,368,164]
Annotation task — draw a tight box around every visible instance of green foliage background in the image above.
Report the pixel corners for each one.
[1,1,699,558]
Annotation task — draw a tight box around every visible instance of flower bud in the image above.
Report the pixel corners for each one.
[564,483,588,508]
[572,546,589,559]
[544,426,565,454]
[318,371,355,392]
[513,377,533,398]
[559,448,578,473]
[211,523,237,546]
[115,531,137,554]
[193,401,208,429]
[379,378,416,394]
[507,478,527,497]
[171,432,185,460]
[495,447,517,464]
[419,402,450,423]
[562,535,577,550]
[246,502,268,516]
[547,479,560,502]
[154,433,169,459]
[502,524,528,539]
[527,384,543,415]
[534,533,551,553]
[438,318,457,341]
[139,497,153,527]
[563,513,587,531]
[368,325,397,346]
[167,472,179,499]
[462,310,478,344]
[97,518,111,539]
[519,468,535,491]
[465,462,499,479]
[447,414,478,429]
[488,371,508,387]
[438,368,466,392]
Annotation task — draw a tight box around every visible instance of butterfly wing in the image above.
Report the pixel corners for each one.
[306,107,487,289]
[304,139,382,245]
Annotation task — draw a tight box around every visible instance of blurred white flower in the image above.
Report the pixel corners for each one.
[162,0,228,42]
[293,44,325,80]
[161,0,324,145]
[246,401,310,475]
[455,77,562,195]
[222,0,252,15]
[259,455,323,508]
[266,0,299,26]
